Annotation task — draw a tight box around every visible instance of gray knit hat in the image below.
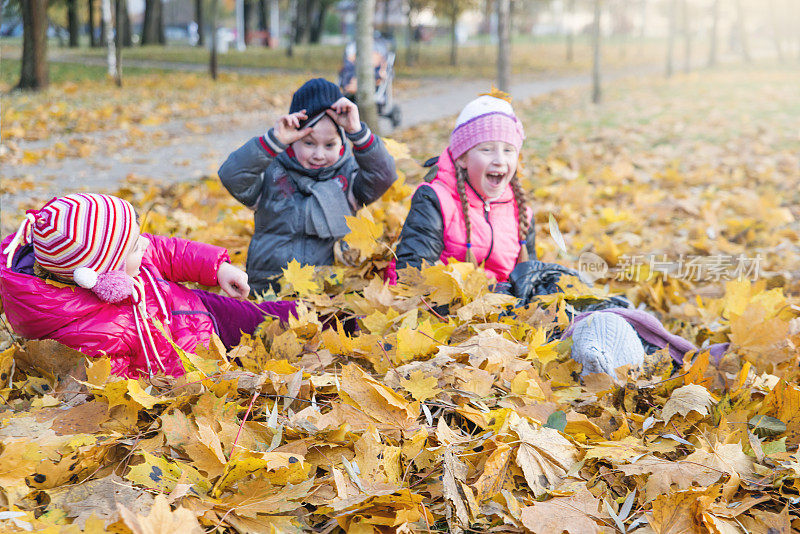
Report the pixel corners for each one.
[570,311,645,377]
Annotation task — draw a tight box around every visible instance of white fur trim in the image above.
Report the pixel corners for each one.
[73,267,99,289]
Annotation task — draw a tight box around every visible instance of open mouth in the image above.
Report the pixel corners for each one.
[486,171,506,186]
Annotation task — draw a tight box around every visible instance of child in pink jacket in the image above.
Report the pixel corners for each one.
[395,94,534,283]
[0,193,295,378]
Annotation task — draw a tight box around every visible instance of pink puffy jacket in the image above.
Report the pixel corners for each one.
[0,234,230,378]
[425,148,531,283]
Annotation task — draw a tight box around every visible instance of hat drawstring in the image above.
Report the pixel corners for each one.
[3,214,35,268]
[141,267,170,325]
[131,277,167,377]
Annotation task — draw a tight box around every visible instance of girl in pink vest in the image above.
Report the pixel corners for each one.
[395,95,534,283]
[0,194,295,378]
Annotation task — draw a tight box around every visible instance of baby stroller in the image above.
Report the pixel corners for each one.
[338,37,402,128]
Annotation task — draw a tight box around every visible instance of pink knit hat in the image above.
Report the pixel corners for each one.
[449,95,525,161]
[5,194,138,302]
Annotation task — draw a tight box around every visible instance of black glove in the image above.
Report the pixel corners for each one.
[508,260,583,304]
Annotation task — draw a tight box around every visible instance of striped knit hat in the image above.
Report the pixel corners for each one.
[29,193,137,282]
[449,95,525,161]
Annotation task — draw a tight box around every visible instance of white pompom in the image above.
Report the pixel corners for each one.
[73,267,99,289]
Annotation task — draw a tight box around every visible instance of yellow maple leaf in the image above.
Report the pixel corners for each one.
[281,259,319,297]
[382,137,411,160]
[400,370,441,401]
[479,85,513,103]
[344,213,384,259]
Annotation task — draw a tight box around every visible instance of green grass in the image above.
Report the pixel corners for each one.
[1,58,165,88]
[2,35,669,81]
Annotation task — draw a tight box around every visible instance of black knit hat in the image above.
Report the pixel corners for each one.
[290,78,343,127]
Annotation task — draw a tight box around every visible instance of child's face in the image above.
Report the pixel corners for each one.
[291,116,343,170]
[124,226,149,277]
[457,141,519,200]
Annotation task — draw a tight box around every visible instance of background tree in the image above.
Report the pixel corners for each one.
[195,0,205,46]
[497,0,510,92]
[433,0,473,66]
[18,0,49,90]
[665,0,676,77]
[141,0,163,45]
[591,0,601,103]
[681,0,690,72]
[707,0,719,66]
[404,0,428,66]
[209,0,220,78]
[565,0,575,62]
[114,0,123,85]
[356,0,379,130]
[102,0,118,82]
[67,0,79,46]
[88,0,99,46]
[734,0,750,62]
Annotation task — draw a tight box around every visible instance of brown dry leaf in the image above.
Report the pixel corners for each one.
[648,487,718,534]
[512,416,579,497]
[619,455,722,503]
[519,487,603,534]
[661,384,715,423]
[118,494,203,534]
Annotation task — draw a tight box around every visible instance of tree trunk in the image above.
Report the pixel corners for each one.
[356,0,379,132]
[269,0,279,47]
[243,0,253,44]
[735,0,750,62]
[195,0,205,46]
[665,0,676,77]
[258,0,268,31]
[120,0,132,47]
[770,0,784,61]
[309,1,328,43]
[566,0,575,62]
[682,0,690,72]
[100,0,108,44]
[382,0,390,32]
[114,0,123,85]
[287,0,297,56]
[102,0,116,79]
[591,0,601,103]
[449,4,458,66]
[209,0,219,79]
[157,0,165,44]
[142,0,158,44]
[67,0,80,47]
[707,0,719,66]
[18,0,49,90]
[89,0,99,46]
[638,0,646,55]
[497,0,510,92]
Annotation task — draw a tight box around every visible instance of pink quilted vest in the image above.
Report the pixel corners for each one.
[421,148,531,283]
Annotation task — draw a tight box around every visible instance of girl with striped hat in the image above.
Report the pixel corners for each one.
[0,193,295,378]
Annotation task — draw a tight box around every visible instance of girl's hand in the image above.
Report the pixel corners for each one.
[273,110,314,145]
[217,263,250,299]
[327,97,361,134]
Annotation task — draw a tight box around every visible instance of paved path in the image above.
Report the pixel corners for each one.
[1,55,649,221]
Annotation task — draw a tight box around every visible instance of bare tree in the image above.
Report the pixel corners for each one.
[682,0,690,72]
[734,0,750,62]
[566,0,575,62]
[356,0,379,131]
[102,0,118,82]
[209,0,220,78]
[18,0,49,90]
[434,0,470,66]
[770,0,785,61]
[591,0,601,103]
[141,0,162,44]
[67,0,80,46]
[707,0,719,66]
[89,0,99,46]
[114,0,123,85]
[665,0,676,77]
[497,0,510,92]
[195,0,205,46]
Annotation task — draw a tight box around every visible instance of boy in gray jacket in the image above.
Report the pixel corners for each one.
[218,78,397,294]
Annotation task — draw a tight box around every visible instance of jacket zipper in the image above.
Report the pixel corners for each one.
[466,180,496,263]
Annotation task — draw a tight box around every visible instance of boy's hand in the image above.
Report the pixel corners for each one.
[327,97,361,134]
[217,262,250,299]
[273,110,313,145]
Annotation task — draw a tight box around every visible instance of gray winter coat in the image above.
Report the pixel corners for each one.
[218,123,396,293]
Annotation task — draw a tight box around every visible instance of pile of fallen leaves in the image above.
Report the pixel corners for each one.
[1,66,800,533]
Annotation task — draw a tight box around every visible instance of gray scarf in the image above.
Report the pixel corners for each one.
[277,147,353,240]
